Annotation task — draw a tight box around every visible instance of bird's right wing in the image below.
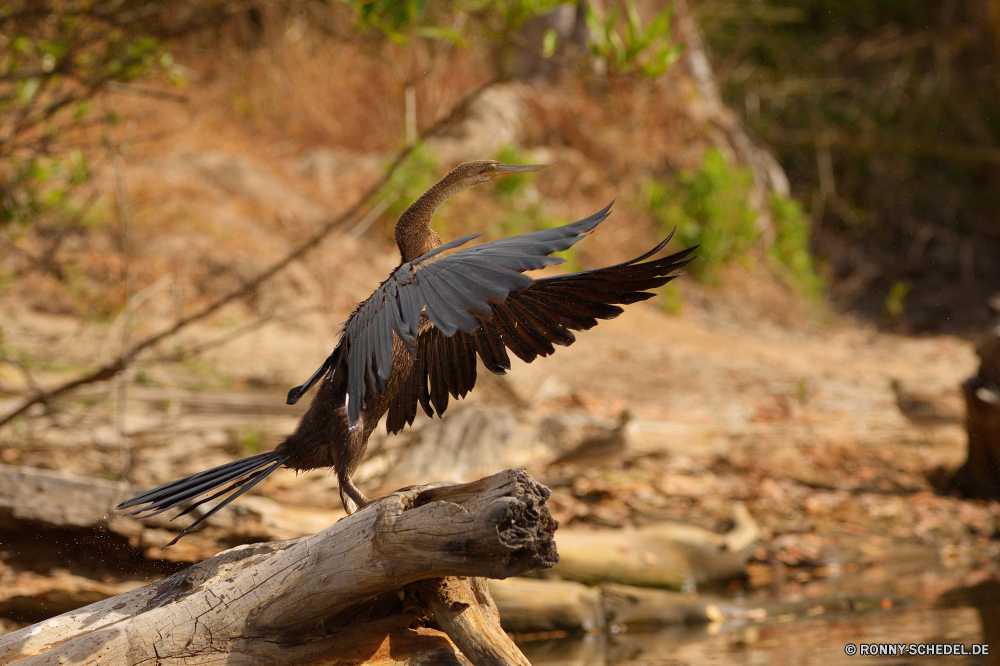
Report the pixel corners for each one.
[340,203,615,424]
[383,234,696,433]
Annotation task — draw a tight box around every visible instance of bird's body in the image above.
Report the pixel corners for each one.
[118,160,694,543]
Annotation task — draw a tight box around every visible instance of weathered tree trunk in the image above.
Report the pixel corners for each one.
[486,578,605,634]
[954,329,1000,499]
[0,469,557,666]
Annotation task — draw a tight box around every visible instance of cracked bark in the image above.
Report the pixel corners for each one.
[0,469,557,666]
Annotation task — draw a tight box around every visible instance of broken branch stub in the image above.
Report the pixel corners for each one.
[0,468,557,666]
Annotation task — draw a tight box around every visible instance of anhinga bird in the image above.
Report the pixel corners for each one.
[117,160,695,543]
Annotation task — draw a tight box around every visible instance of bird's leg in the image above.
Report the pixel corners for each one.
[340,488,358,515]
[336,421,371,514]
[338,473,371,514]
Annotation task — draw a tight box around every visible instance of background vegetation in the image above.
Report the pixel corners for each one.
[2,0,996,397]
[692,0,1000,329]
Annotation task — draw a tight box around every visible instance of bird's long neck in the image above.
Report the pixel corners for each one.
[395,169,476,262]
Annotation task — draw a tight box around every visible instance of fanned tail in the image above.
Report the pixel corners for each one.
[116,451,288,546]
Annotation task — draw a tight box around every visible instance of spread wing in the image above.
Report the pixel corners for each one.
[384,231,696,433]
[339,202,617,424]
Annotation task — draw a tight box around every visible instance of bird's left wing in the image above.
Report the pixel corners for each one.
[340,202,614,424]
[383,231,695,433]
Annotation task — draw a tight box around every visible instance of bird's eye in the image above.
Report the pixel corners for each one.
[484,164,496,173]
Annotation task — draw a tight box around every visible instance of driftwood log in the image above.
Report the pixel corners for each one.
[551,503,759,589]
[487,578,604,634]
[0,469,557,666]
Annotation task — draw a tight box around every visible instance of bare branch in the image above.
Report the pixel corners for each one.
[145,306,321,364]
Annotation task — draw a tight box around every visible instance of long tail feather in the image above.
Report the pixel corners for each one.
[116,451,288,544]
[117,454,276,512]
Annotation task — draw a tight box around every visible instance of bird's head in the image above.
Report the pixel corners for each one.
[451,159,553,187]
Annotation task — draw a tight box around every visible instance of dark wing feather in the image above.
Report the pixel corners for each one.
[382,226,695,433]
[474,319,511,374]
[417,332,434,417]
[457,331,478,391]
[300,203,694,430]
[426,329,450,415]
[517,290,599,330]
[492,303,544,362]
[337,202,613,424]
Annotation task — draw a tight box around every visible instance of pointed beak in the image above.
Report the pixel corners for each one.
[493,163,553,177]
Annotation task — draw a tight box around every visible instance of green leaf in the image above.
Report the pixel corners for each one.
[584,0,679,78]
[414,26,464,45]
[39,39,69,59]
[387,30,409,44]
[11,36,32,54]
[542,28,558,58]
[72,100,92,121]
[17,78,39,104]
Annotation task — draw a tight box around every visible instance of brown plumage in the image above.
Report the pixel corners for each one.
[117,160,695,543]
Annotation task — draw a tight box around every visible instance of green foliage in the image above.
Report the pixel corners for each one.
[768,193,823,299]
[698,0,1000,312]
[1,0,185,310]
[641,148,757,283]
[491,146,532,199]
[180,358,232,390]
[1,152,90,231]
[486,146,577,266]
[642,149,822,298]
[343,0,562,43]
[229,91,254,120]
[3,347,89,375]
[585,0,682,77]
[492,205,565,238]
[485,0,565,31]
[795,379,810,405]
[499,205,579,270]
[659,281,683,315]
[0,5,177,131]
[380,144,440,226]
[133,370,160,387]
[390,144,440,197]
[541,28,558,58]
[235,425,269,455]
[884,280,910,321]
[345,0,434,43]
